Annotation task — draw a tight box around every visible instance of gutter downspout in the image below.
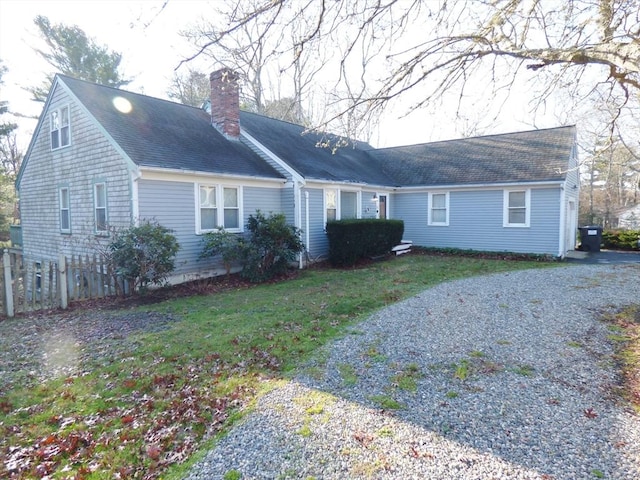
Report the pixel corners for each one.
[558,183,567,258]
[130,169,142,225]
[305,191,310,261]
[296,182,302,269]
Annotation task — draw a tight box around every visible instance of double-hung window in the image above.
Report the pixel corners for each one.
[325,189,337,221]
[223,187,240,229]
[197,184,242,232]
[428,192,449,226]
[59,187,70,233]
[94,182,108,233]
[199,185,217,230]
[51,106,70,150]
[504,189,530,227]
[325,189,360,222]
[340,191,358,219]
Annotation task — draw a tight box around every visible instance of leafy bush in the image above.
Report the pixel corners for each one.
[200,228,245,275]
[602,229,640,251]
[108,220,180,293]
[326,219,404,266]
[241,211,304,282]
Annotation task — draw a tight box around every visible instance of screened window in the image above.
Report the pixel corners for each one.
[340,191,358,219]
[326,189,360,222]
[326,189,337,221]
[504,190,530,227]
[200,185,217,230]
[59,187,70,233]
[50,106,70,150]
[223,187,239,229]
[94,182,107,233]
[198,184,242,232]
[429,192,449,225]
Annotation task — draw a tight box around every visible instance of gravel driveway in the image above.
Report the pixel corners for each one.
[186,264,640,480]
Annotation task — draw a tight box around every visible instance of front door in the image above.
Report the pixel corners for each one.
[379,195,387,219]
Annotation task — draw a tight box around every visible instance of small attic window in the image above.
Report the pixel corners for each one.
[51,106,70,150]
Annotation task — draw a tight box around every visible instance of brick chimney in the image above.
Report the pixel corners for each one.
[210,68,240,139]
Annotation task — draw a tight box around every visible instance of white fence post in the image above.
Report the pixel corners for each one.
[3,249,14,317]
[58,254,68,310]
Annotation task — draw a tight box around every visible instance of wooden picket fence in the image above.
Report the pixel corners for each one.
[0,250,126,318]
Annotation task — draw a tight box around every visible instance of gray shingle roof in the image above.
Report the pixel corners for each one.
[239,111,397,185]
[368,126,576,187]
[58,75,284,180]
[59,75,575,188]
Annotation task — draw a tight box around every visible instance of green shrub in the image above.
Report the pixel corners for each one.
[200,228,245,275]
[241,211,305,282]
[326,219,404,266]
[602,229,640,251]
[108,220,180,294]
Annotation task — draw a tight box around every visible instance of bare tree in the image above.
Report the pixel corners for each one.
[180,0,338,128]
[181,0,285,113]
[167,69,210,107]
[180,0,639,144]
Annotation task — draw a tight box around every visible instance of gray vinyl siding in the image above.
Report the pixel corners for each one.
[361,190,378,218]
[244,185,283,222]
[241,136,294,180]
[138,180,285,277]
[301,187,328,258]
[279,185,295,225]
[138,180,200,276]
[391,192,428,243]
[19,84,133,263]
[394,188,562,255]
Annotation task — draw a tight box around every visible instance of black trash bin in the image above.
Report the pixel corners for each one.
[578,226,603,252]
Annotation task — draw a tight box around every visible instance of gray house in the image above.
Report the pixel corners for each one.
[16,69,579,283]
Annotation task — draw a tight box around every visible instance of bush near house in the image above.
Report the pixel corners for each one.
[200,228,245,276]
[241,211,305,282]
[326,219,404,266]
[108,220,180,293]
[199,212,304,283]
[602,229,640,251]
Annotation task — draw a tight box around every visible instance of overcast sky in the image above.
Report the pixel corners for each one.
[0,0,211,146]
[0,0,559,150]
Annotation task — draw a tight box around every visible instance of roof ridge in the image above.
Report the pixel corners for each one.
[375,125,576,152]
[56,73,203,111]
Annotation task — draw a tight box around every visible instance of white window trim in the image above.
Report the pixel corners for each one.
[50,105,71,150]
[340,190,360,220]
[59,186,71,233]
[93,181,108,234]
[428,192,449,226]
[324,188,361,223]
[503,189,530,227]
[195,183,243,233]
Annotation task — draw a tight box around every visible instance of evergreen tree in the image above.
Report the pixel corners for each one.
[29,15,131,101]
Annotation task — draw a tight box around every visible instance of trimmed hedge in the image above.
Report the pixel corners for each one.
[602,229,640,251]
[326,219,404,266]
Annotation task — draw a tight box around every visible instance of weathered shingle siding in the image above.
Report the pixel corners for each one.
[19,85,133,262]
[565,144,580,191]
[393,188,562,255]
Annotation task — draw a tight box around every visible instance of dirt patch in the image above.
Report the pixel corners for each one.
[0,308,180,394]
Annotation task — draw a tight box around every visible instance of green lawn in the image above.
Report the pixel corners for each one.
[0,253,553,479]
